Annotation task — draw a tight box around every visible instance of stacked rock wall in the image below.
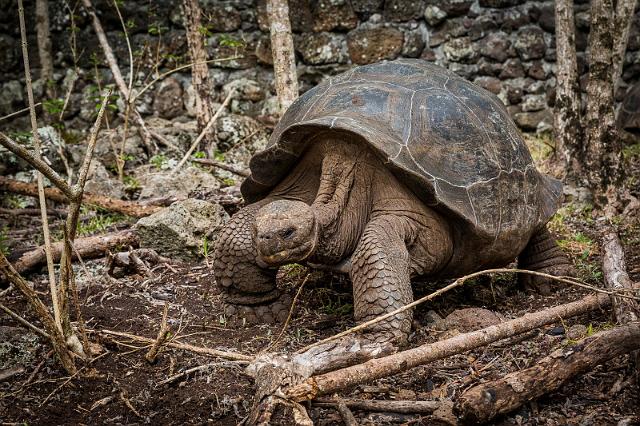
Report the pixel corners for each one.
[1,0,640,132]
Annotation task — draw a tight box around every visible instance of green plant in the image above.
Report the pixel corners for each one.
[201,235,210,259]
[43,98,65,116]
[222,177,235,186]
[219,34,246,49]
[150,154,167,169]
[123,175,141,190]
[622,143,640,159]
[194,151,207,159]
[77,210,126,236]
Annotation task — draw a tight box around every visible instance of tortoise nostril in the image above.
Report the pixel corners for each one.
[259,233,272,241]
[281,227,296,239]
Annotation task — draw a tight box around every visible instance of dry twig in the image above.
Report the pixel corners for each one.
[145,303,170,363]
[98,329,252,362]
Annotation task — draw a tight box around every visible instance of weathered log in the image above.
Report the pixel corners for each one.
[0,177,162,218]
[314,398,440,415]
[12,230,138,276]
[286,291,611,401]
[455,322,640,424]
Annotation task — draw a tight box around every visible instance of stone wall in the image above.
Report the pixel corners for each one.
[1,0,640,133]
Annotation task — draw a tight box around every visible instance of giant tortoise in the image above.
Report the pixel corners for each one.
[214,59,572,371]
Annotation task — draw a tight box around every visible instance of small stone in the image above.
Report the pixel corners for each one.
[478,32,511,62]
[514,26,546,61]
[347,26,404,65]
[499,58,525,79]
[402,26,426,58]
[443,36,477,63]
[383,0,425,22]
[514,109,552,131]
[474,76,502,94]
[469,15,498,40]
[85,160,123,199]
[506,85,524,104]
[527,61,547,80]
[432,0,473,17]
[296,32,347,65]
[477,58,502,76]
[255,37,273,65]
[204,4,241,32]
[424,5,447,26]
[222,78,265,102]
[537,3,555,32]
[312,0,358,31]
[521,94,547,112]
[135,199,229,262]
[437,308,502,333]
[546,326,565,336]
[153,77,184,119]
[479,0,525,8]
[567,324,588,340]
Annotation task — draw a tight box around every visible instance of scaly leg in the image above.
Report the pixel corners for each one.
[518,226,575,295]
[213,202,291,324]
[291,215,414,374]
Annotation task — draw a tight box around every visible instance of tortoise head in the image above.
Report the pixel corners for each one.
[254,200,318,266]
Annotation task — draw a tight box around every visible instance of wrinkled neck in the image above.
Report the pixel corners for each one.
[310,139,374,264]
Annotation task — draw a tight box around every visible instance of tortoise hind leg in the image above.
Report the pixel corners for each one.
[518,226,575,295]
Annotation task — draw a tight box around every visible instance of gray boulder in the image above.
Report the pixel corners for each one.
[135,199,229,262]
[138,166,221,201]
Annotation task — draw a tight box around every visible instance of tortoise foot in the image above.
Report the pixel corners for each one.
[519,227,575,296]
[223,293,293,325]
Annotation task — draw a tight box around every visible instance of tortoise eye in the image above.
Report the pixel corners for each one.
[281,227,295,239]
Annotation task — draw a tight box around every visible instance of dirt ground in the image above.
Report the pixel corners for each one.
[1,140,639,425]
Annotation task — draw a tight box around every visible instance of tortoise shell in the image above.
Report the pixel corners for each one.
[241,59,561,259]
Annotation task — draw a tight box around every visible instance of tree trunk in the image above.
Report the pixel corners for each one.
[182,0,216,150]
[553,0,583,177]
[584,0,623,194]
[267,0,298,114]
[612,0,638,93]
[35,0,53,94]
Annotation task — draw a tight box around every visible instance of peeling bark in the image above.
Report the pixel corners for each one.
[585,0,623,192]
[35,0,53,93]
[267,0,298,114]
[612,0,638,93]
[182,0,216,149]
[553,0,583,177]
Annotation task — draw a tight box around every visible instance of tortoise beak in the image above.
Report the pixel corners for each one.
[254,200,318,266]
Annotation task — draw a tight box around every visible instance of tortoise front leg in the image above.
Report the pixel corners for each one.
[292,215,414,374]
[213,202,291,324]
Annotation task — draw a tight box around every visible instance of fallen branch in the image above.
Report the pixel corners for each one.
[286,291,611,401]
[455,322,640,423]
[11,230,138,276]
[313,398,440,415]
[0,176,162,217]
[191,158,250,178]
[98,329,252,362]
[145,303,170,363]
[335,396,358,426]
